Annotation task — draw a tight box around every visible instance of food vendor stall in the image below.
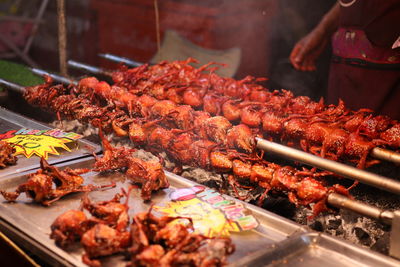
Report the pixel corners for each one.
[0,0,399,266]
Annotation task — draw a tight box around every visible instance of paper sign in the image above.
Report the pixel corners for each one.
[154,185,259,237]
[0,128,82,159]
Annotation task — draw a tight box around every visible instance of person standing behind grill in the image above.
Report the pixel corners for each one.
[289,0,400,120]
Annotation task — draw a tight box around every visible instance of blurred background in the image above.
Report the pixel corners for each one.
[0,0,336,100]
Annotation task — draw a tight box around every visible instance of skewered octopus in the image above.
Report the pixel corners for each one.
[0,158,115,206]
[63,78,350,216]
[0,140,18,168]
[32,75,390,171]
[80,79,259,155]
[78,75,383,169]
[134,122,350,216]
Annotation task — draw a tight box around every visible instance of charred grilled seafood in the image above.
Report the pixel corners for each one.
[0,158,115,205]
[26,75,400,169]
[92,123,136,172]
[126,157,169,201]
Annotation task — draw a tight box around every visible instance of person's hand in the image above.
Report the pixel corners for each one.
[290,29,329,71]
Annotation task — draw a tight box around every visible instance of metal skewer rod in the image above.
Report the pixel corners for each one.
[30,68,77,85]
[327,194,400,259]
[1,77,399,228]
[371,147,400,165]
[0,79,25,94]
[256,137,400,194]
[327,193,393,225]
[67,60,112,76]
[98,53,144,67]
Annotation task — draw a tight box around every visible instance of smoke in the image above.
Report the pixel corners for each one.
[154,0,337,99]
[268,0,336,99]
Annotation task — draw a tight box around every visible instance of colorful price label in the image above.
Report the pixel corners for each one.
[0,128,82,159]
[154,186,259,237]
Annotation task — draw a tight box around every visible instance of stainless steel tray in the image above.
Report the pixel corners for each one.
[0,107,100,177]
[234,232,400,267]
[1,158,399,267]
[0,158,305,267]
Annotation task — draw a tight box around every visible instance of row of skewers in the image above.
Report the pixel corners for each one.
[4,58,400,211]
[85,58,400,169]
[19,74,351,216]
[3,57,400,214]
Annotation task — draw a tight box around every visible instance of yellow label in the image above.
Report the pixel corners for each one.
[0,128,82,159]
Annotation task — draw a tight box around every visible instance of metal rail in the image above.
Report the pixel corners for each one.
[327,192,400,259]
[256,138,400,194]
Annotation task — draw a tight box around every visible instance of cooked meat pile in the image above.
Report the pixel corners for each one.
[50,191,234,267]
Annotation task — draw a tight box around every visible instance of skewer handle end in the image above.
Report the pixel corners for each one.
[0,79,24,94]
[98,53,144,67]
